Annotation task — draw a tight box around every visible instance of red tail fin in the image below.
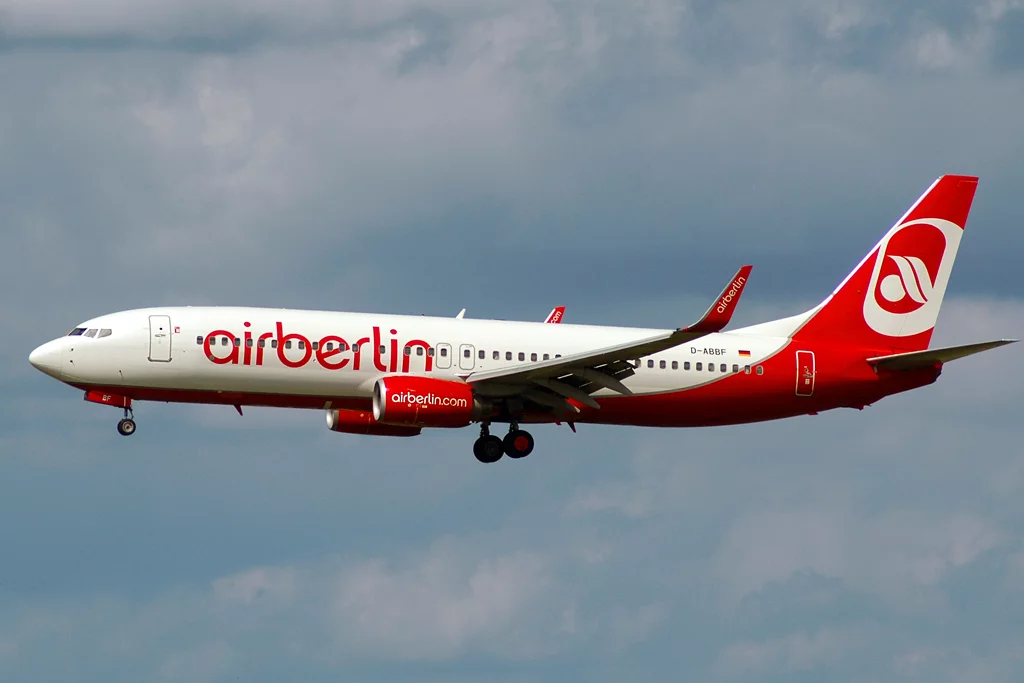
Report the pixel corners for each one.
[792,175,979,352]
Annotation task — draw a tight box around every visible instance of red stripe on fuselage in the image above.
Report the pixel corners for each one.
[70,340,938,427]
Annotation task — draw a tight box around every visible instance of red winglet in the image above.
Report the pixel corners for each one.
[682,265,753,334]
[544,306,566,324]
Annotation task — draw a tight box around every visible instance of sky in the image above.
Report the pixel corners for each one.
[2,0,1024,681]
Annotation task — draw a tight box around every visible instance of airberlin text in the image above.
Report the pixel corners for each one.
[715,276,747,314]
[203,323,433,373]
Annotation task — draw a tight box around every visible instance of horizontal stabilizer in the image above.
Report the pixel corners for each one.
[867,339,1017,371]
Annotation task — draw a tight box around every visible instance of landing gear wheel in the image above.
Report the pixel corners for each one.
[117,418,136,436]
[473,435,504,464]
[503,429,534,459]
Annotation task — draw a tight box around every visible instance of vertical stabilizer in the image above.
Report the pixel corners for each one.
[790,175,978,352]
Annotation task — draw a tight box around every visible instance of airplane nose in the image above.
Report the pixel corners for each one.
[29,341,63,377]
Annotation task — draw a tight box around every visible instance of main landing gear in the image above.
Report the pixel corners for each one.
[473,423,534,463]
[116,407,136,436]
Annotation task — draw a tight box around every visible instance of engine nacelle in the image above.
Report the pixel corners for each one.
[326,409,422,437]
[372,376,487,428]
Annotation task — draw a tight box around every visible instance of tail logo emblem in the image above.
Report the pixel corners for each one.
[879,255,935,308]
[863,218,962,337]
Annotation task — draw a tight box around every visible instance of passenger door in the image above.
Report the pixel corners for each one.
[148,315,172,362]
[795,350,815,396]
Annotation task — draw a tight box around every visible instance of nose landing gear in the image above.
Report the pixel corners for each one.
[116,407,136,436]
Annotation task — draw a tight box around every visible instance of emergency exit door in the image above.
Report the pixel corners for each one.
[149,315,172,362]
[795,350,815,397]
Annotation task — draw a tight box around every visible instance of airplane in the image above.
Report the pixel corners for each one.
[28,175,1015,463]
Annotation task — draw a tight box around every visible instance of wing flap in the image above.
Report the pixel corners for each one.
[867,339,1017,371]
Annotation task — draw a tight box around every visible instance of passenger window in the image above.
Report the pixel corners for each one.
[506,352,512,361]
[98,329,112,338]
[68,328,86,336]
[543,353,550,360]
[440,347,448,357]
[684,362,691,370]
[272,340,279,349]
[246,338,254,348]
[312,341,319,350]
[379,345,386,354]
[297,341,305,350]
[720,363,727,372]
[261,340,268,348]
[493,351,500,360]
[672,361,678,370]
[518,352,525,361]
[756,366,764,375]
[427,348,434,357]
[555,354,561,358]
[732,364,739,373]
[404,347,412,356]
[464,349,471,358]
[744,365,751,374]
[647,360,654,368]
[222,337,229,346]
[659,360,666,369]
[531,353,538,361]
[196,336,203,345]
[709,363,715,372]
[479,350,485,360]
[696,362,702,371]
[285,341,292,349]
[84,329,97,338]
[417,347,424,356]
[352,344,359,353]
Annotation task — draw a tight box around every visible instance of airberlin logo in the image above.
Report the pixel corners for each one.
[203,323,433,373]
[878,255,934,309]
[716,277,747,314]
[863,218,963,338]
[390,392,468,408]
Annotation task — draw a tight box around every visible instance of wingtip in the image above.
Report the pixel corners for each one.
[682,265,753,333]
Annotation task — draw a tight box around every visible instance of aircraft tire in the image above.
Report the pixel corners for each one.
[474,435,504,463]
[503,430,534,459]
[117,418,136,436]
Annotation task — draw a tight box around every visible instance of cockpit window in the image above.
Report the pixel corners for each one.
[84,329,98,338]
[68,328,86,336]
[97,329,112,338]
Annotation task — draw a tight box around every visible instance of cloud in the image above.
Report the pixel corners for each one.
[332,542,553,660]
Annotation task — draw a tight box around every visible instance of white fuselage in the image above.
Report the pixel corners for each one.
[30,307,788,405]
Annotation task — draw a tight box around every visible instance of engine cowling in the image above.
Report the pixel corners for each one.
[372,376,487,428]
[326,409,421,437]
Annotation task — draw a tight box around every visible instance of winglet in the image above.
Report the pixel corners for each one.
[544,306,566,324]
[681,265,753,334]
[455,308,466,319]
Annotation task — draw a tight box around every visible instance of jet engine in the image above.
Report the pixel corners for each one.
[326,408,421,437]
[372,376,489,428]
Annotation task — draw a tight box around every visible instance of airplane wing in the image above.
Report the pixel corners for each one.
[867,339,1016,371]
[544,306,566,324]
[465,266,753,412]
